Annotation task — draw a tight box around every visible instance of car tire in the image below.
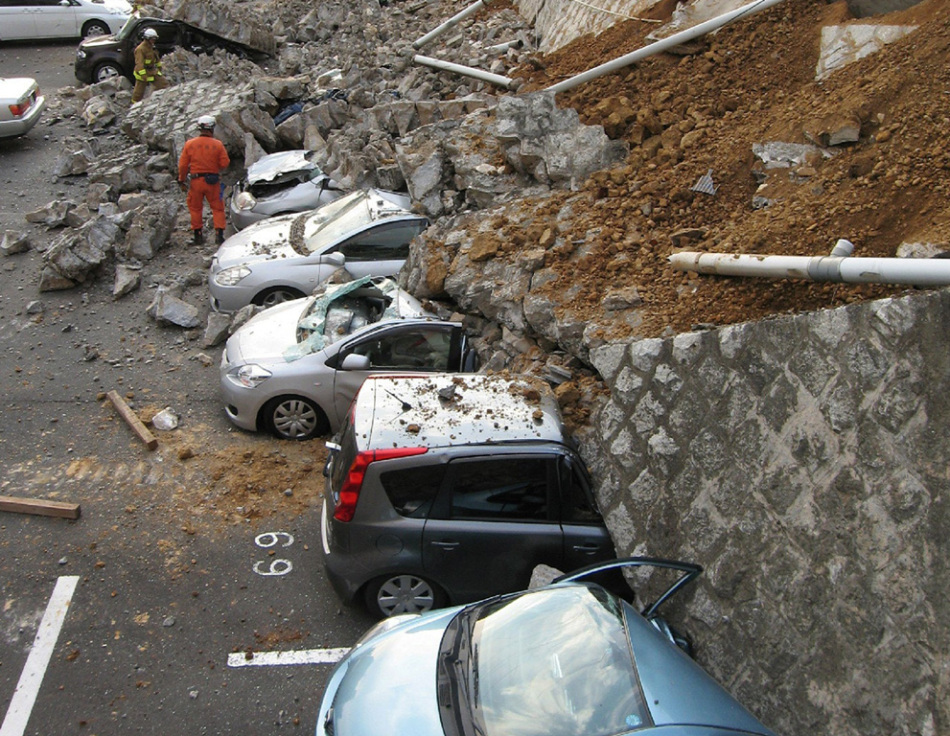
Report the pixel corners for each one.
[364,574,446,618]
[93,62,122,83]
[262,396,328,440]
[252,286,306,309]
[82,20,111,38]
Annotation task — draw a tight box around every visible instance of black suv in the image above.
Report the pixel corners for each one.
[74,13,263,85]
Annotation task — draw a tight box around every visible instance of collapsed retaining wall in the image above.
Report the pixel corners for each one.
[584,288,950,736]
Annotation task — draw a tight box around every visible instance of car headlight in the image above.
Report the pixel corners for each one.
[234,191,257,211]
[227,364,272,389]
[76,49,87,60]
[214,265,251,287]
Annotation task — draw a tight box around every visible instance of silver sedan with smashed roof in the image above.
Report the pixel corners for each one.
[228,149,348,231]
[220,277,478,440]
[209,188,427,313]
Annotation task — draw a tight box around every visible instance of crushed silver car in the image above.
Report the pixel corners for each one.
[220,276,478,440]
[209,188,427,313]
[228,150,348,231]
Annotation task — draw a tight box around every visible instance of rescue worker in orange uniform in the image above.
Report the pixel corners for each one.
[178,115,231,245]
[131,28,167,104]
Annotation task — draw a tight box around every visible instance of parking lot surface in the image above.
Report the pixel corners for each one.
[0,40,375,736]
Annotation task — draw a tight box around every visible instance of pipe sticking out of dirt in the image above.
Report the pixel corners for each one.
[414,54,520,90]
[669,243,950,287]
[413,0,494,50]
[546,0,788,94]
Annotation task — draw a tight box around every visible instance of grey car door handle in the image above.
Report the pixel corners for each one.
[573,543,601,554]
[431,541,460,550]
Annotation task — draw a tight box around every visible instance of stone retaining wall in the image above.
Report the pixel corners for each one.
[585,288,950,736]
[513,0,660,52]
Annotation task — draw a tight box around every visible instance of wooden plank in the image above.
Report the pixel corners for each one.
[0,495,81,520]
[106,390,158,451]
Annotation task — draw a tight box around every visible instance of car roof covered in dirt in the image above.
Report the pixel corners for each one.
[353,373,567,450]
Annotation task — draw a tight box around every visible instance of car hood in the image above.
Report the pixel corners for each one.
[78,33,120,50]
[328,609,456,736]
[213,213,300,269]
[625,607,775,735]
[246,150,317,184]
[227,298,303,365]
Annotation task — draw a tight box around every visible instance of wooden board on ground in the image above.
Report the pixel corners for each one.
[0,495,81,520]
[106,389,158,450]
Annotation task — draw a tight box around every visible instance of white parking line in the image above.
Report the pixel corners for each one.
[0,576,79,736]
[227,647,350,668]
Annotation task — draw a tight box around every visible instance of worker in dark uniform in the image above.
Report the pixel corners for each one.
[131,28,167,104]
[178,115,231,245]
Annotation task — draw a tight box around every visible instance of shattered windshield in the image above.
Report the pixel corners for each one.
[438,586,652,736]
[116,15,145,40]
[299,190,374,256]
[284,276,400,361]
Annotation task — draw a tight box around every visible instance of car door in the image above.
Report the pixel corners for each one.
[329,323,464,425]
[327,219,427,279]
[36,0,77,38]
[421,454,564,604]
[557,452,615,572]
[0,0,39,40]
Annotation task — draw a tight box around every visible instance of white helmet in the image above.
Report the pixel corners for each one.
[143,28,158,40]
[197,115,216,131]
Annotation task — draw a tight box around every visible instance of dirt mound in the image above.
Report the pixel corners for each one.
[509,0,949,338]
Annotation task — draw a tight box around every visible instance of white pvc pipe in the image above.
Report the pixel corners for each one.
[669,251,950,287]
[546,0,787,94]
[414,54,520,90]
[486,39,524,55]
[413,0,493,50]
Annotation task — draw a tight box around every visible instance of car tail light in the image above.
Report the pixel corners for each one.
[333,447,428,522]
[8,98,33,118]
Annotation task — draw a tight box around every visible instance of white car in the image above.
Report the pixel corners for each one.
[220,277,478,440]
[228,150,348,231]
[209,188,428,313]
[0,77,45,139]
[0,0,132,41]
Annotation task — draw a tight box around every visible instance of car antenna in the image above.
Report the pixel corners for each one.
[384,389,412,412]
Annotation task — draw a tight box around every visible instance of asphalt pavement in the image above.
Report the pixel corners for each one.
[0,40,375,736]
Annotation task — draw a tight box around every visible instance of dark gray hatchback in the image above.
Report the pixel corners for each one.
[320,374,616,618]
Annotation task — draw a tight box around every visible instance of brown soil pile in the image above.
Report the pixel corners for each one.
[507,0,949,338]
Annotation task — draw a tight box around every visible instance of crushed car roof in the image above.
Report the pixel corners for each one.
[246,150,321,184]
[354,374,566,449]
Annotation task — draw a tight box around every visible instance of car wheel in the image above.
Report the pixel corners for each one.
[262,396,328,440]
[252,287,306,309]
[364,574,446,618]
[94,62,122,83]
[82,20,111,38]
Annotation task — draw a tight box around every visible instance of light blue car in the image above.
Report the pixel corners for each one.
[316,558,775,736]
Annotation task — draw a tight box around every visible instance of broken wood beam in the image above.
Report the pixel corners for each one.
[106,390,158,450]
[0,495,81,520]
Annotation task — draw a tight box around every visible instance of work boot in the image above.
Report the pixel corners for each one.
[215,228,225,245]
[193,229,204,245]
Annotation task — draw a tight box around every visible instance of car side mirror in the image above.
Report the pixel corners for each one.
[320,252,346,267]
[340,353,371,371]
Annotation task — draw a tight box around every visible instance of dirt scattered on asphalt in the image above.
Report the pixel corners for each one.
[157,427,328,528]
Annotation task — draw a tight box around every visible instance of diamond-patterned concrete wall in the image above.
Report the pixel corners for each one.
[514,0,662,53]
[587,289,950,736]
